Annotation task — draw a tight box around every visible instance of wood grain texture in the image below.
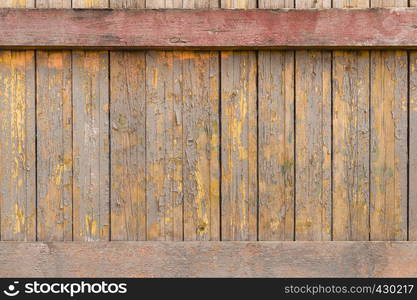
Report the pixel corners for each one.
[36,51,72,241]
[258,52,294,240]
[295,50,332,241]
[370,51,408,241]
[0,0,35,241]
[411,52,417,240]
[72,51,109,241]
[0,51,36,241]
[332,52,370,241]
[144,1,182,243]
[221,0,257,241]
[258,0,294,243]
[221,51,257,241]
[35,0,72,243]
[2,241,417,277]
[182,1,220,242]
[110,0,145,8]
[110,51,146,241]
[183,52,220,241]
[2,8,417,49]
[332,0,370,241]
[72,0,109,242]
[145,50,183,241]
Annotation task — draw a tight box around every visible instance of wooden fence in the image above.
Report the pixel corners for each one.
[1,0,417,277]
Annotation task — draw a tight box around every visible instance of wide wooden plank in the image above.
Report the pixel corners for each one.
[1,241,417,277]
[1,8,417,48]
[332,0,370,241]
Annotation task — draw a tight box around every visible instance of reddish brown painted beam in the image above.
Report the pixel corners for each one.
[1,241,417,277]
[1,8,417,49]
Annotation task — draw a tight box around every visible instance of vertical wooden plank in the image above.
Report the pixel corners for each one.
[145,0,185,242]
[37,51,72,241]
[258,1,294,241]
[72,0,109,241]
[183,52,220,241]
[36,0,70,7]
[110,52,146,241]
[146,50,183,241]
[0,0,35,242]
[332,1,370,241]
[221,0,257,242]
[109,0,146,242]
[110,0,145,8]
[369,0,408,241]
[332,52,370,241]
[36,0,72,242]
[409,0,417,243]
[370,51,408,241]
[410,52,417,241]
[182,2,220,242]
[0,0,34,7]
[0,51,36,241]
[73,51,109,241]
[294,0,331,241]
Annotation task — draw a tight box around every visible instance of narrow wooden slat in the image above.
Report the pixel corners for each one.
[109,0,145,8]
[294,0,331,242]
[73,51,109,241]
[109,0,145,242]
[36,51,72,241]
[258,0,294,241]
[369,0,407,241]
[0,0,35,242]
[36,0,70,8]
[1,241,417,277]
[2,8,417,49]
[182,2,220,242]
[72,0,109,242]
[370,51,408,240]
[221,0,257,241]
[110,52,146,241]
[332,0,370,241]
[409,0,417,243]
[183,52,220,241]
[144,2,183,242]
[36,0,72,243]
[333,0,369,7]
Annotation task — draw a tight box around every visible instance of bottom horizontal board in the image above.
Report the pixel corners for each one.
[0,241,416,277]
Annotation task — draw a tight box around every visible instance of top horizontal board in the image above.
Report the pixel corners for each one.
[1,8,417,49]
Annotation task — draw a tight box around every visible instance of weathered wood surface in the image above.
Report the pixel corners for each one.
[1,8,417,48]
[72,0,110,242]
[332,0,370,241]
[411,51,417,241]
[370,0,408,241]
[1,241,417,277]
[257,0,294,242]
[0,0,35,242]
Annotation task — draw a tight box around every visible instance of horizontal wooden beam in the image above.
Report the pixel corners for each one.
[1,8,417,49]
[1,241,417,277]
